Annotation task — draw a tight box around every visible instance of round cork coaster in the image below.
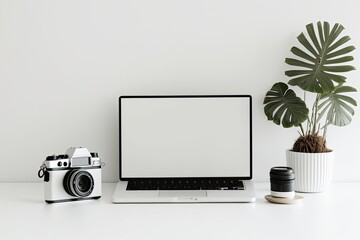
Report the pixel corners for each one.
[265,194,304,204]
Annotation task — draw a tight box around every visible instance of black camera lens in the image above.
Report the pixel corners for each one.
[270,166,295,198]
[77,174,92,192]
[63,170,94,197]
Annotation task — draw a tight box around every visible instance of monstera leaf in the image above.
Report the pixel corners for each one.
[318,84,357,126]
[264,82,309,128]
[285,21,356,93]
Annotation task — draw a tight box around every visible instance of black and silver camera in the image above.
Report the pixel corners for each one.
[38,147,103,203]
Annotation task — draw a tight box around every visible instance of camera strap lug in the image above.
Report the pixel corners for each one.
[38,164,50,182]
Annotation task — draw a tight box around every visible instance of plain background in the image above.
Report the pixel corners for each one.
[1,0,359,183]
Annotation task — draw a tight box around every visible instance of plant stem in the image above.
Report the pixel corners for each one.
[299,124,305,136]
[323,121,328,140]
[304,91,310,135]
[310,99,316,134]
[312,94,321,135]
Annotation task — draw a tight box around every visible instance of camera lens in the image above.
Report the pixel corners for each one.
[270,166,295,198]
[63,170,94,197]
[77,174,92,192]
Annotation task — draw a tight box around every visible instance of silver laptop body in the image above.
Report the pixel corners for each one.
[113,95,256,203]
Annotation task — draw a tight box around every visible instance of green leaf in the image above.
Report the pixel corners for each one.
[317,71,334,92]
[334,85,357,93]
[325,73,346,83]
[288,74,323,93]
[328,23,344,47]
[286,22,356,93]
[318,84,357,126]
[324,56,354,64]
[285,58,313,69]
[324,21,330,41]
[317,21,325,47]
[264,82,309,128]
[306,23,322,54]
[326,46,355,60]
[297,32,318,57]
[327,36,351,53]
[285,70,312,77]
[290,47,316,63]
[322,65,356,72]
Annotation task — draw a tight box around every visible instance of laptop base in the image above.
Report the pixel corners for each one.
[112,180,256,203]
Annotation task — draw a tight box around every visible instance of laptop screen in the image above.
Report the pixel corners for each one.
[119,96,252,179]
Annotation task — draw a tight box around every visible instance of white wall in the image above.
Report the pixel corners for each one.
[1,0,359,182]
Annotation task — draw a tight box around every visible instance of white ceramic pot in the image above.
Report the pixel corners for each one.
[286,150,334,193]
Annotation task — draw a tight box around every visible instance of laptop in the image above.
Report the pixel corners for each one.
[112,95,256,203]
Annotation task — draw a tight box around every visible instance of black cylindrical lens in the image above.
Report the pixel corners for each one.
[63,170,94,197]
[75,173,93,194]
[270,167,295,198]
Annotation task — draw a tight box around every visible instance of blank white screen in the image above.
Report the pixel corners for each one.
[121,97,251,178]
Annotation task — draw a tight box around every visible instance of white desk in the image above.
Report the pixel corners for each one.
[0,183,359,240]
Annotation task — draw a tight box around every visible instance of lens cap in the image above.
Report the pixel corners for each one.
[270,166,295,180]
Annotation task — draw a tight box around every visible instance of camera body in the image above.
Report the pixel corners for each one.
[41,147,102,203]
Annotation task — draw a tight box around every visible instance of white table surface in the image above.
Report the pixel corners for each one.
[0,182,359,240]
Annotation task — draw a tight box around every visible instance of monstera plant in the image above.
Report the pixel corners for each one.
[263,21,357,192]
[264,21,356,153]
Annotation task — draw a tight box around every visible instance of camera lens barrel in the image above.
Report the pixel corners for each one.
[270,167,295,198]
[63,170,94,197]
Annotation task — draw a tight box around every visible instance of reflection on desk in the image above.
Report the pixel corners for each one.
[0,183,359,240]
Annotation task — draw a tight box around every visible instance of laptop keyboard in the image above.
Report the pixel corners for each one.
[126,179,244,191]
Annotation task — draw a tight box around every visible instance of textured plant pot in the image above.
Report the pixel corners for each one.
[286,150,334,193]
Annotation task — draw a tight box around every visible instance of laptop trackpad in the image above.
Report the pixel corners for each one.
[159,191,207,198]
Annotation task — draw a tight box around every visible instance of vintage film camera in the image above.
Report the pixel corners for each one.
[38,147,103,203]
